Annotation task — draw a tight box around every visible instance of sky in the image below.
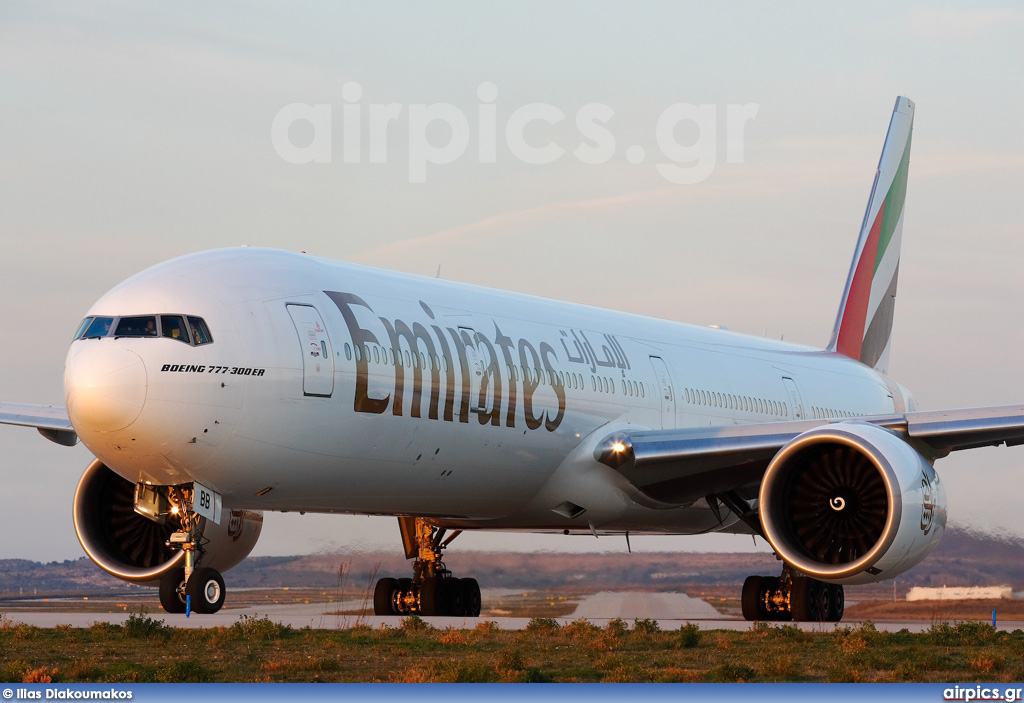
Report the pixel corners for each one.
[0,1,1022,563]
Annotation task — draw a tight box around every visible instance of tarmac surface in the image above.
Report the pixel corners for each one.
[4,590,1022,632]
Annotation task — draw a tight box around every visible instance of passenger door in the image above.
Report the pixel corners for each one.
[287,304,335,397]
[649,356,677,429]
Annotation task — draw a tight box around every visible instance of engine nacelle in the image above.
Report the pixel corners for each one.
[73,459,262,584]
[759,422,946,585]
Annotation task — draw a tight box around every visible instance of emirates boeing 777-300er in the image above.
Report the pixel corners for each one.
[2,96,1022,621]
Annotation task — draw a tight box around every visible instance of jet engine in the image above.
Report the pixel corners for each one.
[759,422,946,585]
[73,459,262,584]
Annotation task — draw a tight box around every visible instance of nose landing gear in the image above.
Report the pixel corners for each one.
[157,486,225,615]
[372,517,481,617]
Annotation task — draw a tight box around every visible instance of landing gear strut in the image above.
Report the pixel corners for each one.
[157,485,225,615]
[741,565,844,622]
[373,517,481,617]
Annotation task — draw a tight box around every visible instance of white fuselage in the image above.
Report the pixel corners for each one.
[65,248,909,536]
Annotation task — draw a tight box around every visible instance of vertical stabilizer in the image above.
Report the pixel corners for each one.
[828,96,914,374]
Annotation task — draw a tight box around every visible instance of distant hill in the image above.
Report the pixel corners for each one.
[1,526,1021,599]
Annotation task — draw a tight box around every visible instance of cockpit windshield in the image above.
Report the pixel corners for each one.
[78,317,115,339]
[74,314,213,347]
[114,316,158,337]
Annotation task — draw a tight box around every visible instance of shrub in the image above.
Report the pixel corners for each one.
[495,649,525,673]
[22,666,54,684]
[928,621,998,647]
[400,614,430,633]
[563,618,600,638]
[230,614,291,640]
[474,620,500,636]
[525,617,559,635]
[124,611,170,639]
[675,622,701,648]
[605,617,628,638]
[438,627,467,645]
[632,618,660,635]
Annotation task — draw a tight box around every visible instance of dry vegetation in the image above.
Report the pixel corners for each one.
[2,611,1023,683]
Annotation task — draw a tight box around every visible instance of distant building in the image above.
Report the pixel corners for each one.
[906,585,1014,601]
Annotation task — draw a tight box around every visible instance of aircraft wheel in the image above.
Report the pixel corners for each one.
[186,567,226,614]
[827,584,845,622]
[374,577,399,615]
[790,577,827,621]
[460,577,481,617]
[159,569,187,614]
[741,575,764,621]
[441,577,463,616]
[419,576,441,616]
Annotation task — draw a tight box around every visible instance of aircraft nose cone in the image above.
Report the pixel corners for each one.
[65,343,148,432]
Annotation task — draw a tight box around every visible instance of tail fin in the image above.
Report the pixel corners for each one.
[828,96,914,375]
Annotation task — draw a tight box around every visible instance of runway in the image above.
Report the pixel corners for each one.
[4,590,1020,632]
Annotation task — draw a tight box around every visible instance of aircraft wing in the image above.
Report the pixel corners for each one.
[596,404,1024,506]
[0,403,78,446]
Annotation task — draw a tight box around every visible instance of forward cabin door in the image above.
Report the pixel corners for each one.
[458,326,485,411]
[649,356,677,429]
[782,376,804,420]
[287,304,335,397]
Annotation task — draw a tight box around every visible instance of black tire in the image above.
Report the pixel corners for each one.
[741,575,764,621]
[419,576,441,616]
[374,577,399,616]
[827,584,845,622]
[460,577,481,617]
[790,577,825,621]
[441,577,463,616]
[186,567,226,614]
[159,569,187,614]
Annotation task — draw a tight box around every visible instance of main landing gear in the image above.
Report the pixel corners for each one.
[157,486,225,615]
[741,565,844,622]
[373,517,481,617]
[708,492,844,622]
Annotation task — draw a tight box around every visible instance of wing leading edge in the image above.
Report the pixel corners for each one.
[0,403,78,446]
[595,405,1024,507]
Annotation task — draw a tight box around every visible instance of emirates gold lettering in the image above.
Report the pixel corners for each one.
[324,291,608,433]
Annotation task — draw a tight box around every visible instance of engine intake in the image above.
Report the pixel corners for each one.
[73,459,262,584]
[759,422,946,585]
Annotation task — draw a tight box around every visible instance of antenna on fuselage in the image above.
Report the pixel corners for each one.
[435,265,441,279]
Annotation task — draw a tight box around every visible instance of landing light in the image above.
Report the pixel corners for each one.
[612,442,627,453]
[170,506,179,515]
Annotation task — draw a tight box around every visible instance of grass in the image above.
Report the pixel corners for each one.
[2,614,1023,683]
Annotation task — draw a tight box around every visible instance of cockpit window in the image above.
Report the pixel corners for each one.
[160,315,191,344]
[188,316,213,345]
[73,314,212,346]
[73,317,94,340]
[80,316,115,339]
[115,316,158,337]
